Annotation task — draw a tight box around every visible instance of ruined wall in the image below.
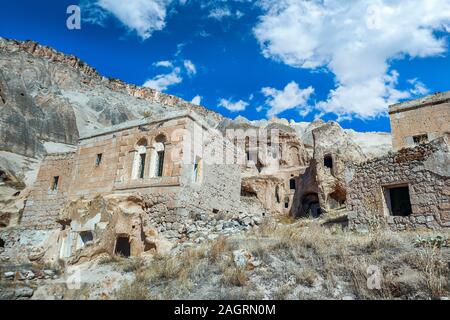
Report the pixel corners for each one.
[177,119,243,217]
[21,152,75,229]
[347,136,450,232]
[235,122,310,215]
[389,92,450,151]
[293,121,366,217]
[241,176,287,213]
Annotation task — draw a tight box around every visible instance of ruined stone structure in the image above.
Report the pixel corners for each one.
[347,92,450,231]
[1,111,248,263]
[390,91,450,151]
[347,135,450,231]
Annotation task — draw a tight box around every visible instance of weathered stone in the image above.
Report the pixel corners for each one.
[14,287,34,298]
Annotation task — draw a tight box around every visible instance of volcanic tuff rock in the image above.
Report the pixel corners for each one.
[0,37,223,160]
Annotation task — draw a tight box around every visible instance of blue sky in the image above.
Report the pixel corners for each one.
[1,0,450,132]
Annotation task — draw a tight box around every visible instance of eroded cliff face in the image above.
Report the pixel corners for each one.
[0,38,223,161]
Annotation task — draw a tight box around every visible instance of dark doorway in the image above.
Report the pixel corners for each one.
[115,236,131,257]
[386,186,412,216]
[301,193,322,218]
[0,237,4,248]
[290,178,296,190]
[324,154,333,169]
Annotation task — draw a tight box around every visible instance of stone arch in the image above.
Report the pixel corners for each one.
[132,138,148,180]
[135,137,148,147]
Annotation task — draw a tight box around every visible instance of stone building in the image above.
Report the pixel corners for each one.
[390,91,450,151]
[6,111,244,262]
[347,91,450,231]
[346,135,450,231]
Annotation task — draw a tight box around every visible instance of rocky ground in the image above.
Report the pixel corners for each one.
[2,216,449,300]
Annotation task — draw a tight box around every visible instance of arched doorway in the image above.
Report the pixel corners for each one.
[115,236,131,257]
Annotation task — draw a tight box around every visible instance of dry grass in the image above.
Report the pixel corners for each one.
[112,217,450,300]
[115,280,152,300]
[415,245,449,297]
[221,267,248,287]
[209,236,230,263]
[295,268,317,287]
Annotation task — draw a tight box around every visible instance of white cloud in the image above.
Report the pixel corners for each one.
[262,81,314,118]
[207,6,245,20]
[184,60,197,76]
[408,78,430,96]
[143,67,182,91]
[254,0,450,119]
[93,0,174,40]
[208,7,232,20]
[154,60,173,68]
[218,98,249,112]
[191,95,202,105]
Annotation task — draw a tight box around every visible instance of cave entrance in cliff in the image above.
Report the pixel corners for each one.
[301,193,322,218]
[324,154,333,169]
[328,186,347,210]
[0,237,4,248]
[384,185,412,217]
[114,236,131,257]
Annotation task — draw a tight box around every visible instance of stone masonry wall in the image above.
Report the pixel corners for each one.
[21,152,75,229]
[347,136,450,232]
[390,93,450,151]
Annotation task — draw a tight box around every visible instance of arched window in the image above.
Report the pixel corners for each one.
[132,138,148,180]
[150,135,166,178]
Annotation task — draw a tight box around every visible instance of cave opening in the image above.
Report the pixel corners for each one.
[115,236,131,257]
